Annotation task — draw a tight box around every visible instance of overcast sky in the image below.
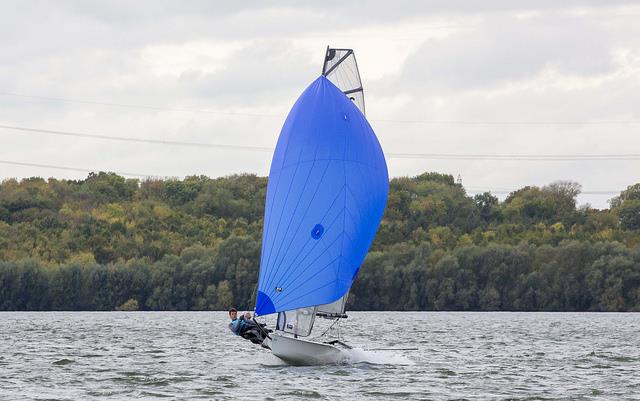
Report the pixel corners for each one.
[1,1,639,208]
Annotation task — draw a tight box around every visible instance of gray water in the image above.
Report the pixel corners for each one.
[1,312,639,400]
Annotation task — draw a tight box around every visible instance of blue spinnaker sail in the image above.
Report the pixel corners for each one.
[255,76,388,316]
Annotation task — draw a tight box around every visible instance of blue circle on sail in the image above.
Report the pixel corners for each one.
[311,224,324,240]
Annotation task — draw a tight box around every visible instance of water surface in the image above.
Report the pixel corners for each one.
[1,312,639,400]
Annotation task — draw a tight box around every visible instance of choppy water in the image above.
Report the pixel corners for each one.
[1,312,639,400]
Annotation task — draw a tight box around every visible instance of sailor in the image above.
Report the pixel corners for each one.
[228,308,270,345]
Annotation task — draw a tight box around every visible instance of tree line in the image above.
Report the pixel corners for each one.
[0,171,639,311]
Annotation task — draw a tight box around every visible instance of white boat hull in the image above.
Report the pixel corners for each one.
[265,333,348,365]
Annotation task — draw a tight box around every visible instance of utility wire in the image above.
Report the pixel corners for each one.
[466,185,620,195]
[373,119,640,125]
[0,160,158,178]
[0,159,622,195]
[466,188,619,195]
[2,123,639,161]
[0,92,279,118]
[3,92,640,126]
[0,124,272,152]
[386,152,640,160]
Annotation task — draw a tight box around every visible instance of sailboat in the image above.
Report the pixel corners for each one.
[255,48,389,365]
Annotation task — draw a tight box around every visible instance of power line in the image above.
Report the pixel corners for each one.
[2,123,640,161]
[387,152,640,160]
[0,158,623,195]
[373,119,640,125]
[466,188,619,195]
[0,124,272,152]
[0,160,158,178]
[0,92,280,118]
[3,92,640,126]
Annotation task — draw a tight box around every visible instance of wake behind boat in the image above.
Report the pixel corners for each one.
[253,47,389,365]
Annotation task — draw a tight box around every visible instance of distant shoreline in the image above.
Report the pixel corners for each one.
[1,172,639,313]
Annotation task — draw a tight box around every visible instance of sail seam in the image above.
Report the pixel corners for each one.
[275,208,346,292]
[262,160,318,290]
[273,158,377,172]
[280,245,343,296]
[261,107,329,292]
[262,83,329,290]
[261,160,334,293]
[256,91,310,299]
[260,147,304,291]
[346,184,364,228]
[259,83,323,294]
[338,105,348,299]
[277,278,338,310]
[263,181,344,294]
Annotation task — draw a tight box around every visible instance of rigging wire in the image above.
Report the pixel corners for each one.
[314,317,342,340]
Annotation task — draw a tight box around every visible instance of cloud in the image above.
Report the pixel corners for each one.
[378,14,613,94]
[2,1,640,209]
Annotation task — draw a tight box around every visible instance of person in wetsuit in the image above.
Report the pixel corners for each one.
[228,308,270,345]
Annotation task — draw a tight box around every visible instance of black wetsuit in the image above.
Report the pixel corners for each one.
[229,316,268,345]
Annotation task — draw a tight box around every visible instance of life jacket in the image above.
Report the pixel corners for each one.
[229,318,247,335]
